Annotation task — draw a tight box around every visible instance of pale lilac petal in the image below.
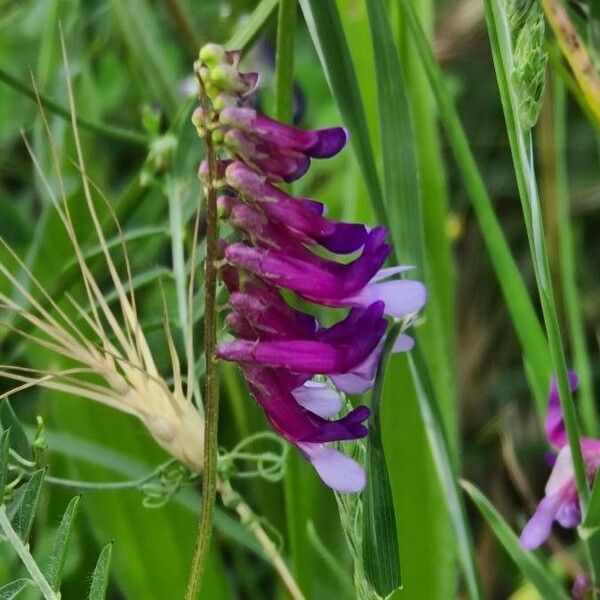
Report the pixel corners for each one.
[347,279,427,318]
[298,442,366,492]
[555,497,581,528]
[520,493,562,550]
[330,372,373,395]
[545,446,575,495]
[292,381,342,418]
[393,334,414,352]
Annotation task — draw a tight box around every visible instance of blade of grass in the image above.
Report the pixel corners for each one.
[462,481,570,600]
[298,0,385,224]
[482,0,588,510]
[362,323,402,596]
[401,0,552,410]
[365,0,423,270]
[0,67,148,146]
[409,348,483,600]
[553,74,598,436]
[226,0,278,55]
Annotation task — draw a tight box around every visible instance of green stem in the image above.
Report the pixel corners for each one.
[162,0,200,58]
[554,75,599,437]
[275,0,297,124]
[185,75,221,600]
[401,0,552,409]
[0,506,58,600]
[0,66,148,146]
[482,0,589,511]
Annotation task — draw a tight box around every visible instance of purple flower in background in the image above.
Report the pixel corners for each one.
[196,44,427,492]
[520,372,600,549]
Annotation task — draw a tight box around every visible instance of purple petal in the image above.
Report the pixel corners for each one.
[393,334,415,352]
[371,266,414,282]
[520,493,562,550]
[545,371,579,448]
[292,381,343,418]
[298,442,366,493]
[308,127,349,158]
[555,497,581,528]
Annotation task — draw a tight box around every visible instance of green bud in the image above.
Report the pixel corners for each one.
[199,43,226,68]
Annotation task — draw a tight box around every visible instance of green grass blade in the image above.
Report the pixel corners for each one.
[298,0,385,224]
[226,0,278,54]
[462,481,570,600]
[365,0,423,270]
[401,0,552,410]
[13,468,45,543]
[88,542,113,600]
[553,75,598,436]
[44,495,80,591]
[581,472,600,536]
[0,579,32,599]
[481,0,588,509]
[409,349,482,600]
[0,401,32,462]
[0,430,10,500]
[362,323,402,596]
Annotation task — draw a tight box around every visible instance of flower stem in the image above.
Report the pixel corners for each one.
[0,506,58,600]
[185,75,221,600]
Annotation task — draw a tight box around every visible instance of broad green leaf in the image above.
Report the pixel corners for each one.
[462,481,570,600]
[45,495,80,591]
[0,579,32,599]
[365,0,423,270]
[409,349,482,600]
[13,468,45,543]
[0,429,10,500]
[362,323,402,596]
[298,0,385,225]
[0,401,32,462]
[88,543,113,600]
[227,0,278,54]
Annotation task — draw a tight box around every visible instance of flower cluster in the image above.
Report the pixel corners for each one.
[194,44,426,492]
[520,372,600,549]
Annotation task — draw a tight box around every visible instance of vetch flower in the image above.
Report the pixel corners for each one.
[520,372,600,549]
[195,44,427,492]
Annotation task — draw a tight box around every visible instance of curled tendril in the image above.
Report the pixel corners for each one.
[140,461,198,508]
[217,431,289,482]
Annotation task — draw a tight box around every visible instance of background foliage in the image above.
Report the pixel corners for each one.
[0,0,599,598]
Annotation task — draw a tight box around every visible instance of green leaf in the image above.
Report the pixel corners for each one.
[362,323,402,596]
[45,495,80,591]
[409,349,482,600]
[226,0,278,54]
[0,429,11,500]
[0,401,32,462]
[581,472,600,537]
[88,542,113,600]
[298,0,385,225]
[0,579,32,599]
[13,468,45,542]
[462,481,570,600]
[365,0,423,270]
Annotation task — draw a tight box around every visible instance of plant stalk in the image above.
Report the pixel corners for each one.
[0,506,58,600]
[185,74,221,600]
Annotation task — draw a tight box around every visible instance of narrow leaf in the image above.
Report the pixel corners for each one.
[45,495,80,591]
[0,429,11,500]
[581,473,600,536]
[226,0,278,54]
[0,401,32,462]
[13,469,45,542]
[362,323,401,596]
[88,542,113,600]
[365,0,423,270]
[298,0,385,224]
[462,480,570,600]
[409,349,482,600]
[0,579,32,599]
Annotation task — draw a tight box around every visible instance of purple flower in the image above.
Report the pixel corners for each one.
[520,372,600,549]
[196,43,427,492]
